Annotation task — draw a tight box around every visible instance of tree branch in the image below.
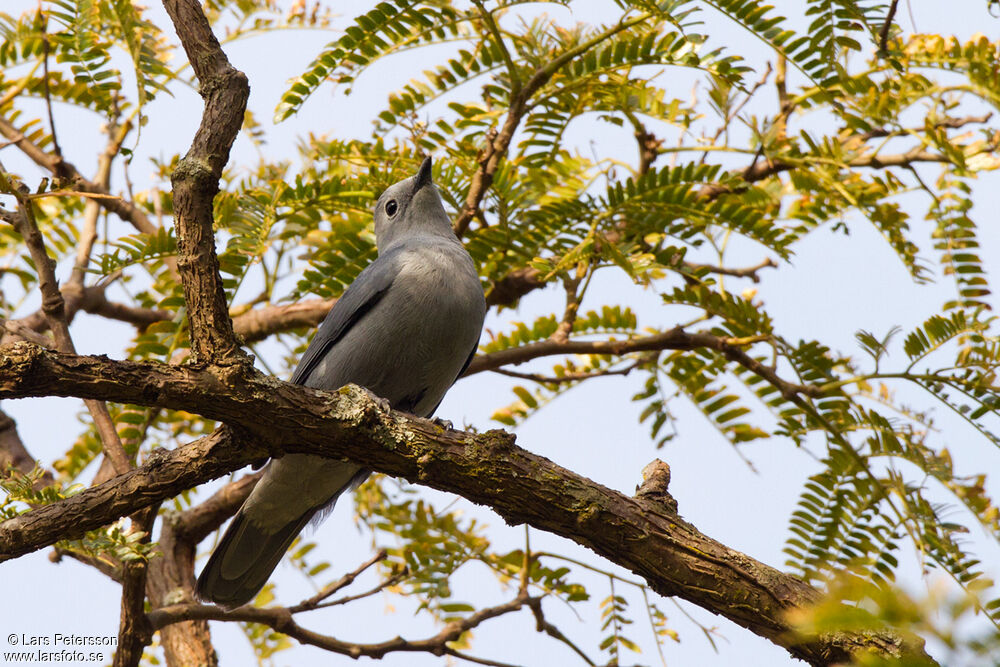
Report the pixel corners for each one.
[467,327,820,403]
[114,506,156,667]
[878,0,900,54]
[161,0,249,365]
[149,590,535,661]
[231,297,336,344]
[0,169,131,475]
[452,15,649,237]
[0,343,929,665]
[69,119,131,288]
[0,115,156,235]
[288,548,389,613]
[685,257,777,283]
[0,407,55,488]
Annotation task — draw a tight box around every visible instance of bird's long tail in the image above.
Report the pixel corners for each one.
[196,456,369,608]
[196,503,319,609]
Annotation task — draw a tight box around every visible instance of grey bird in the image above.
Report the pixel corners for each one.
[196,157,486,607]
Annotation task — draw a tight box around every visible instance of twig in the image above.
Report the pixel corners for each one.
[471,0,520,94]
[878,0,900,54]
[469,328,817,401]
[50,545,122,582]
[453,14,651,237]
[526,597,595,665]
[302,569,408,611]
[705,61,772,153]
[492,358,644,385]
[444,649,523,667]
[684,257,777,283]
[289,549,389,613]
[40,24,63,163]
[854,113,993,143]
[70,121,132,287]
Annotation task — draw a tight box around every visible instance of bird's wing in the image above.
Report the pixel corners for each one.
[456,339,478,379]
[289,247,402,385]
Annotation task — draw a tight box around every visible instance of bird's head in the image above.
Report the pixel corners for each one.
[373,157,453,250]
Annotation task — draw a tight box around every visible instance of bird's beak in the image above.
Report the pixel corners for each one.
[412,156,433,194]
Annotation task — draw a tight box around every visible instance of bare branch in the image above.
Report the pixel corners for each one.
[39,27,63,162]
[485,267,545,308]
[149,591,535,660]
[69,120,132,288]
[854,113,993,142]
[492,358,644,385]
[453,16,648,237]
[0,115,156,235]
[467,328,818,405]
[526,597,595,665]
[879,0,901,53]
[289,549,389,613]
[50,546,123,582]
[303,569,408,611]
[685,257,777,283]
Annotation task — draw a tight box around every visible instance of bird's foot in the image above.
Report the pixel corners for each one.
[361,387,392,413]
[431,416,454,431]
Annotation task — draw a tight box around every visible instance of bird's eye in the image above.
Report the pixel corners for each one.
[385,199,398,217]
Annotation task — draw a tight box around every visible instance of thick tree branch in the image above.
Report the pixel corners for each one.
[0,343,928,665]
[161,0,249,365]
[147,501,218,667]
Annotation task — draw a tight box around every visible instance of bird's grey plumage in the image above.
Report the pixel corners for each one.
[197,158,486,607]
